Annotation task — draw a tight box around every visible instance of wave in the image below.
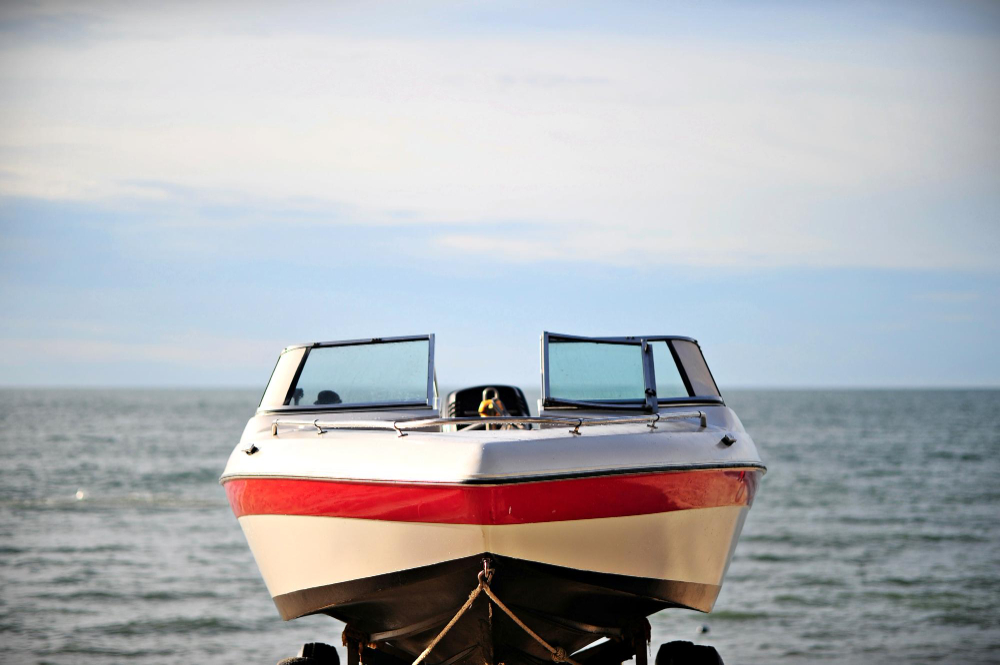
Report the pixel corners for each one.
[0,493,226,511]
[89,616,258,637]
[41,644,176,658]
[31,589,222,602]
[138,467,224,487]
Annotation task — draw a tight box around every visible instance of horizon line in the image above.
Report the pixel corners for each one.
[1,384,998,391]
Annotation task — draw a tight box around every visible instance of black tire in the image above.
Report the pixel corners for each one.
[277,642,341,665]
[654,641,724,665]
[299,643,340,664]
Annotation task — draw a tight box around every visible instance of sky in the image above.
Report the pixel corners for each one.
[0,0,998,389]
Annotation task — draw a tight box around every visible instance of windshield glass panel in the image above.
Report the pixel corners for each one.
[672,340,720,397]
[548,339,645,402]
[287,340,429,407]
[649,341,689,399]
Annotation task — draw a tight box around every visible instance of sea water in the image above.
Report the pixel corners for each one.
[0,389,998,664]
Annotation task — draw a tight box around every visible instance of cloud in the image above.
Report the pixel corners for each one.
[434,200,997,270]
[0,334,283,367]
[1,3,998,270]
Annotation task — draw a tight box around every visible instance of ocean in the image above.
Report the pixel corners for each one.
[1,389,998,664]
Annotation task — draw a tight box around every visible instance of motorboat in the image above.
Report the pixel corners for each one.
[221,333,765,665]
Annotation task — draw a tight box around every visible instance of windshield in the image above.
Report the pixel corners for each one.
[648,340,688,399]
[260,337,433,410]
[542,332,722,410]
[547,339,645,402]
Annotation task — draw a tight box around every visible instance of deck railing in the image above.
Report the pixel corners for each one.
[270,410,707,437]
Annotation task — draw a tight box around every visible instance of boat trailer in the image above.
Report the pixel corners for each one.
[276,559,724,665]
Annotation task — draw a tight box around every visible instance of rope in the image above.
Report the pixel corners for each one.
[411,583,483,665]
[480,583,581,665]
[410,562,581,665]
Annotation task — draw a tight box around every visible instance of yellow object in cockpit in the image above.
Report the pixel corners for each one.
[478,387,509,425]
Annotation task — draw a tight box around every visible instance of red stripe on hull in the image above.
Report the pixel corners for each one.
[225,468,760,524]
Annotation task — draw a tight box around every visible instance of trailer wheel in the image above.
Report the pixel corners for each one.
[277,642,340,665]
[654,641,724,665]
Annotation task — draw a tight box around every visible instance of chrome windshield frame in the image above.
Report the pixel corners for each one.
[541,332,724,413]
[259,334,437,414]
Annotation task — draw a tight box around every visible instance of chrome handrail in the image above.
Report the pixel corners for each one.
[270,410,707,437]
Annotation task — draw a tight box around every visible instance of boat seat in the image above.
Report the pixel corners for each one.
[314,390,342,405]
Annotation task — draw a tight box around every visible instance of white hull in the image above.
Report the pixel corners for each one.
[240,504,750,605]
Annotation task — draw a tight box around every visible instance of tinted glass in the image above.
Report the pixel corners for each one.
[288,340,430,407]
[548,339,645,401]
[671,340,720,397]
[649,341,689,399]
[259,347,306,408]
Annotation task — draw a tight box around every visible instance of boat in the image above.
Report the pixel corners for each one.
[221,333,765,665]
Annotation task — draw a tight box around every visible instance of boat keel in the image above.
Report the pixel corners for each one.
[313,555,681,665]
